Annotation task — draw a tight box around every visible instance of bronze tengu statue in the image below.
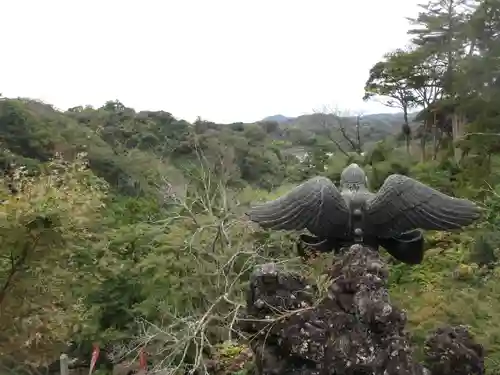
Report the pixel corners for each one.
[247,163,482,264]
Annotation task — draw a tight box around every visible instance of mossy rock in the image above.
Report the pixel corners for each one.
[209,341,253,375]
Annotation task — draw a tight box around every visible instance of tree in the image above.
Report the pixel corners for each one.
[407,0,476,161]
[312,106,364,156]
[408,0,475,95]
[0,154,107,365]
[363,49,420,154]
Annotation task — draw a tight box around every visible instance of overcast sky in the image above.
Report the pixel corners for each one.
[3,0,421,123]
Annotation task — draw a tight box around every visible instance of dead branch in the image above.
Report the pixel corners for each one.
[465,132,500,137]
[315,113,349,157]
[313,106,363,155]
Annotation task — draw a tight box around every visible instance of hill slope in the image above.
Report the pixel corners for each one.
[0,98,414,193]
[261,114,294,123]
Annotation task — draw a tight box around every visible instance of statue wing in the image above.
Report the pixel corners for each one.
[365,174,482,238]
[246,176,350,238]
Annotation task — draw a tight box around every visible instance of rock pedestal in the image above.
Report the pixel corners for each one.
[238,244,484,375]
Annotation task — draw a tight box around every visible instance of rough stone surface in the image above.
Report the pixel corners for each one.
[238,244,485,375]
[424,325,485,375]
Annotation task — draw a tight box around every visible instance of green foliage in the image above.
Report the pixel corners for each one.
[4,1,500,370]
[1,98,499,374]
[0,154,107,365]
[363,48,419,117]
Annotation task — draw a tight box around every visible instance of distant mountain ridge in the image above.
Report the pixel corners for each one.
[260,112,419,139]
[261,112,417,125]
[261,114,295,123]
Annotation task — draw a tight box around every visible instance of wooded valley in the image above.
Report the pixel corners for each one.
[2,0,500,373]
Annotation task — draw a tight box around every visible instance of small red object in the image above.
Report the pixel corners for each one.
[89,344,100,375]
[139,348,147,370]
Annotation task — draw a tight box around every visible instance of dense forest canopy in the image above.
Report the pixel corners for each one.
[2,0,500,373]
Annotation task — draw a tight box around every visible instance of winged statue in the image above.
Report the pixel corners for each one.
[246,163,482,264]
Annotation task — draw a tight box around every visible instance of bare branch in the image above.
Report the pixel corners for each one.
[312,106,363,155]
[465,132,500,137]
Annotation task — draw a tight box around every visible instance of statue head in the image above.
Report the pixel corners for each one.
[340,163,368,190]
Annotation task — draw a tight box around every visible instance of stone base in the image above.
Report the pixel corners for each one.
[238,244,484,375]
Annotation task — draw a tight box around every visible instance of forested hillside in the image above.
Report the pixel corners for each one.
[0,98,407,193]
[2,0,500,373]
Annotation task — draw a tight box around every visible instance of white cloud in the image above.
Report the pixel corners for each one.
[2,0,421,123]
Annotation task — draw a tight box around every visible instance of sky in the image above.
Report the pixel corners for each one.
[3,0,422,124]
